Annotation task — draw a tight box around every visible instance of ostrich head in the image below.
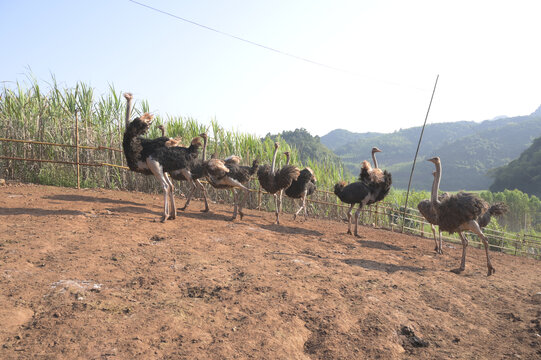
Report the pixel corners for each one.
[190,137,203,147]
[123,92,133,101]
[372,147,382,154]
[225,155,241,164]
[427,157,441,165]
[130,113,154,136]
[199,133,208,140]
[274,142,279,149]
[306,167,316,182]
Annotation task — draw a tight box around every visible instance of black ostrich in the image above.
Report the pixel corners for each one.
[426,157,506,276]
[122,92,202,222]
[171,133,211,213]
[334,166,392,237]
[257,142,300,225]
[283,151,316,220]
[206,155,259,220]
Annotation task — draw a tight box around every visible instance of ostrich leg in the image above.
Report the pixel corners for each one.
[230,189,238,220]
[346,204,355,235]
[293,190,308,220]
[354,205,363,237]
[164,172,176,220]
[147,159,172,222]
[432,224,443,254]
[238,187,250,220]
[467,220,496,276]
[438,226,443,255]
[181,179,210,212]
[274,193,280,225]
[451,232,469,274]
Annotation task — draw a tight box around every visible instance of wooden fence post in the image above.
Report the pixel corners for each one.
[75,111,80,189]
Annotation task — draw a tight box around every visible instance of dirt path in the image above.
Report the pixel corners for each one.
[1,184,540,359]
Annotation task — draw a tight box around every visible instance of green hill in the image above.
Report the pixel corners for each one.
[263,128,349,177]
[490,135,541,198]
[321,111,541,191]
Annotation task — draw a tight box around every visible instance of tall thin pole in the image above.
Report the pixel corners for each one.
[75,111,80,189]
[402,75,439,231]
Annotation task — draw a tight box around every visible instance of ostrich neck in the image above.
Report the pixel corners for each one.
[270,146,278,174]
[202,137,207,161]
[372,152,379,169]
[125,97,133,128]
[431,162,442,205]
[285,153,290,165]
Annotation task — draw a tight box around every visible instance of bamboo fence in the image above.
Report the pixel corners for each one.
[1,136,540,260]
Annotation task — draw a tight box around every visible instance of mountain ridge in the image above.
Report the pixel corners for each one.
[321,111,541,191]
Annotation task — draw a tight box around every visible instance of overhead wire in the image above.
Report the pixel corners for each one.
[127,0,428,91]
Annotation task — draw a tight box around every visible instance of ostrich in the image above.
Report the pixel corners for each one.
[334,166,392,237]
[359,147,386,224]
[158,124,183,148]
[427,157,504,276]
[283,151,316,220]
[418,174,508,256]
[205,155,259,220]
[359,147,384,183]
[122,92,202,222]
[257,142,300,225]
[417,175,449,254]
[171,133,211,213]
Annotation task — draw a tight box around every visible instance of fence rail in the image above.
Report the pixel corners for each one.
[1,136,540,260]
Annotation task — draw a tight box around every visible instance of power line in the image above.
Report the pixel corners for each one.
[128,0,355,75]
[127,0,429,92]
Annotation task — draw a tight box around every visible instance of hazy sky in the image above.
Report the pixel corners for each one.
[2,0,541,137]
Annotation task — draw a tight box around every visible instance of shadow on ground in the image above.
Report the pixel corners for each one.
[44,194,144,206]
[342,258,425,273]
[0,207,86,217]
[357,239,403,251]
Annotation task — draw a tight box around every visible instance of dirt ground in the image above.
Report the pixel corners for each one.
[0,184,540,359]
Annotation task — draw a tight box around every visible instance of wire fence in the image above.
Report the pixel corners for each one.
[1,136,540,260]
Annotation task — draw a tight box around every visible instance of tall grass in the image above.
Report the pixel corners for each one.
[0,75,347,197]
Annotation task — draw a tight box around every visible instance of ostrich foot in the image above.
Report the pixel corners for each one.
[239,211,244,220]
[450,267,465,274]
[434,247,443,255]
[179,206,187,211]
[200,208,210,213]
[354,232,365,238]
[487,266,496,276]
[347,230,352,235]
[160,215,169,223]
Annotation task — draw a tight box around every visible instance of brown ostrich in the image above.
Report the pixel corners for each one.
[283,151,316,220]
[205,155,259,220]
[359,147,384,183]
[418,171,507,255]
[426,157,505,276]
[257,142,300,225]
